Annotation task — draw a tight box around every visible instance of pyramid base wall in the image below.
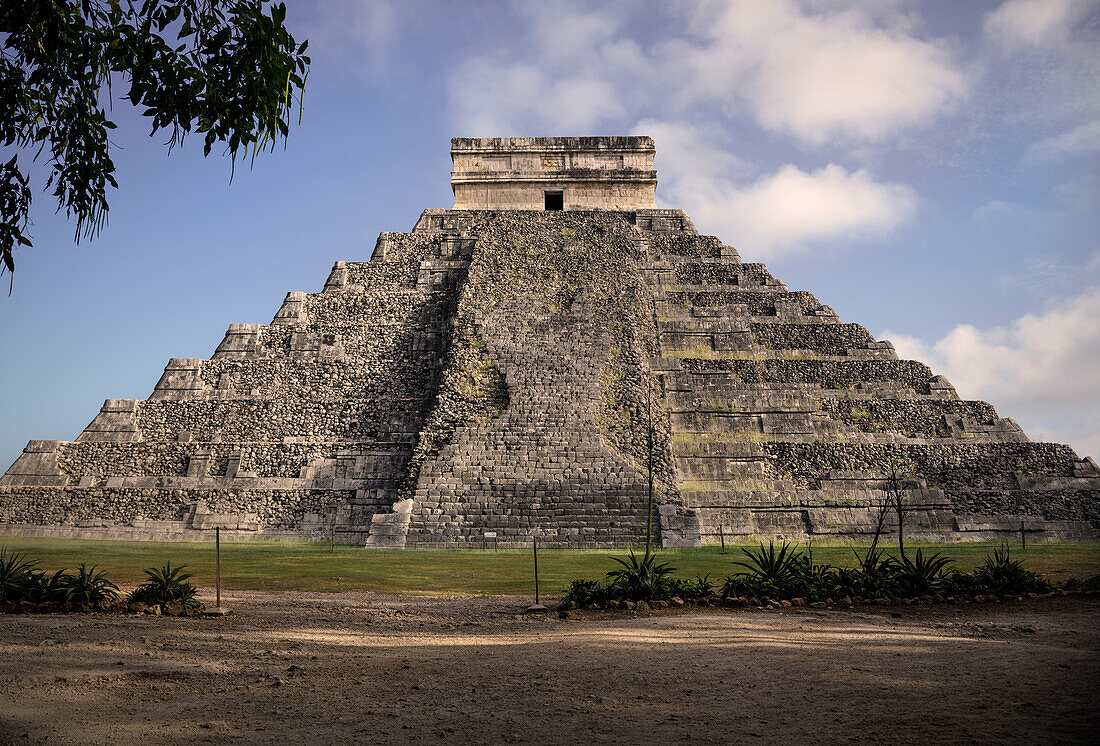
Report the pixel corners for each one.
[2,516,1094,545]
[0,523,323,543]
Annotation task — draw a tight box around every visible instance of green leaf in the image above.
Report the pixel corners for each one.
[0,0,310,281]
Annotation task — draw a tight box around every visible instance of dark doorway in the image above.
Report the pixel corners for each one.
[544,191,563,210]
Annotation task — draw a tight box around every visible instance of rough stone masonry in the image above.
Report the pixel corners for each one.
[2,136,1098,546]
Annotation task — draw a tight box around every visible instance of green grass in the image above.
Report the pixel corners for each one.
[1,538,1096,598]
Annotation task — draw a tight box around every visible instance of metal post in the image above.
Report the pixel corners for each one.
[216,526,221,609]
[527,535,547,613]
[205,526,229,616]
[331,524,336,553]
[1021,521,1026,551]
[719,524,726,554]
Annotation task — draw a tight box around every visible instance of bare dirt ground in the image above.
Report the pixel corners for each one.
[1,592,1097,745]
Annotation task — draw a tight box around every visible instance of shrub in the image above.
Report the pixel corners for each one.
[606,551,675,602]
[23,569,70,604]
[558,541,1069,612]
[0,549,37,602]
[668,574,717,601]
[793,552,834,601]
[666,578,691,599]
[891,550,953,596]
[690,574,716,599]
[945,568,984,596]
[1062,574,1100,593]
[129,562,201,610]
[719,574,751,599]
[972,544,1051,595]
[562,579,611,607]
[57,564,119,607]
[828,566,864,598]
[846,545,895,598]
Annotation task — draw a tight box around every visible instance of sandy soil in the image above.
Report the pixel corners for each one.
[1,592,1097,745]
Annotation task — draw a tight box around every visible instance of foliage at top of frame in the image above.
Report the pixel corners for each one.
[0,1,311,283]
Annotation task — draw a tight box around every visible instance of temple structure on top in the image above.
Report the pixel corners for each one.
[450,136,657,210]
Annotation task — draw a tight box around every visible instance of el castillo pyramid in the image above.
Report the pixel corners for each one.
[3,136,1098,546]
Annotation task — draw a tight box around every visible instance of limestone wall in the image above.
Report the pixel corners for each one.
[450,136,657,210]
[452,181,656,211]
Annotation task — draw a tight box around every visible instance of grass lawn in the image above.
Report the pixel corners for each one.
[1,537,1097,597]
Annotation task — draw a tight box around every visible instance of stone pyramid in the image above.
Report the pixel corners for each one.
[2,137,1097,546]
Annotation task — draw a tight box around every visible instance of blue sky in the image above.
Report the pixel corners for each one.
[2,0,1098,471]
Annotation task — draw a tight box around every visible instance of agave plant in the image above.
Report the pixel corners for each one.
[973,544,1050,595]
[606,551,675,602]
[0,548,37,602]
[691,574,716,599]
[129,562,201,609]
[733,542,805,597]
[828,566,863,597]
[846,543,897,597]
[794,551,833,584]
[719,574,751,599]
[58,563,119,607]
[891,549,954,596]
[23,569,70,604]
[853,543,891,577]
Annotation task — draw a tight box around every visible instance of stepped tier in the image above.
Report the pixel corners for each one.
[2,208,1097,545]
[647,232,1097,543]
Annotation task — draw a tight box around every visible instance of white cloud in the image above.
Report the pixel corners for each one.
[690,164,916,255]
[641,119,916,256]
[448,1,638,135]
[666,0,968,144]
[974,0,1100,139]
[983,0,1096,50]
[1025,119,1100,163]
[448,0,965,145]
[300,0,412,74]
[639,119,752,183]
[450,60,625,135]
[884,286,1100,457]
[1087,249,1100,273]
[515,1,626,64]
[972,200,1020,226]
[447,2,930,257]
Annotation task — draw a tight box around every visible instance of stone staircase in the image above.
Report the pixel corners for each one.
[407,293,654,546]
